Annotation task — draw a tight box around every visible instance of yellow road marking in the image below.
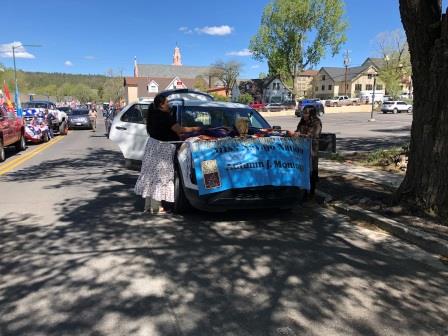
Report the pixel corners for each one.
[0,136,64,176]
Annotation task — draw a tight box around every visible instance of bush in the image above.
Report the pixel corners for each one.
[237,93,254,105]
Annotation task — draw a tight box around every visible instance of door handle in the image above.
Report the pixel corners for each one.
[115,126,127,130]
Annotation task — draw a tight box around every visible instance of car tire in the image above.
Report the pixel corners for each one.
[43,132,49,143]
[15,134,26,151]
[393,108,398,114]
[173,168,191,214]
[59,121,68,135]
[0,140,5,162]
[408,107,412,113]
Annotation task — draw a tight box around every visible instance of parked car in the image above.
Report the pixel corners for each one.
[325,96,351,107]
[0,105,26,162]
[109,89,308,213]
[22,101,68,135]
[67,109,92,129]
[381,101,413,114]
[249,101,265,110]
[295,99,325,117]
[264,102,284,111]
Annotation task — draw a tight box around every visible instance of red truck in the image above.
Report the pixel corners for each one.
[249,101,265,110]
[0,106,26,162]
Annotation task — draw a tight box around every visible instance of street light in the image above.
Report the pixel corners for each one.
[11,44,42,88]
[368,72,378,122]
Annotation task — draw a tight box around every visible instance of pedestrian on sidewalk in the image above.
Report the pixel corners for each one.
[134,94,201,214]
[88,107,98,132]
[295,106,322,198]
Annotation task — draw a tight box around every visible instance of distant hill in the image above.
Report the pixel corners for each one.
[0,67,123,103]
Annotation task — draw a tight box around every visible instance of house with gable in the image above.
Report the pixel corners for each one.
[313,64,386,99]
[124,46,212,103]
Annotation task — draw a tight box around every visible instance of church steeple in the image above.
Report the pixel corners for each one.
[133,56,139,77]
[172,44,182,66]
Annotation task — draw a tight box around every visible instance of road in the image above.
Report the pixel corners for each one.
[1,116,447,336]
[266,111,413,152]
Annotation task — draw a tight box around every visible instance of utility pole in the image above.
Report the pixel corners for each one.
[343,50,350,96]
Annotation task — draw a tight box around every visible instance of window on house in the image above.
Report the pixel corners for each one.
[148,83,158,93]
[376,84,383,90]
[322,75,326,80]
[366,84,373,90]
[315,86,318,91]
[328,85,332,90]
[273,83,276,90]
[367,74,373,79]
[355,84,362,91]
[321,85,325,90]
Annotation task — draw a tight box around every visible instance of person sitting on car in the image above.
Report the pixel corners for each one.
[294,106,322,199]
[134,94,202,214]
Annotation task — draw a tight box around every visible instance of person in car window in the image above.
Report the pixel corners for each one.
[294,106,322,199]
[134,94,201,214]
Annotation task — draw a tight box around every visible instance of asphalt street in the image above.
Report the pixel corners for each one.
[1,115,447,336]
[266,111,413,152]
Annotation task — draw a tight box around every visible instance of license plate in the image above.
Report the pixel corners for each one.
[76,123,82,126]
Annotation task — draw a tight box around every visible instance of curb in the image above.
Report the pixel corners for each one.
[330,201,448,258]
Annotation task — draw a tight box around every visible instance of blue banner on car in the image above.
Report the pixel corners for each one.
[190,137,311,195]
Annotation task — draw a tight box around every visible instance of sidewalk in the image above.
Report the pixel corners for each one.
[317,158,448,259]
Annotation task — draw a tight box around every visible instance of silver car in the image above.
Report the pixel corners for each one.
[381,101,413,114]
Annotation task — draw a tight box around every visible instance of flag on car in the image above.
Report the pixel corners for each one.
[14,82,23,117]
[2,81,14,111]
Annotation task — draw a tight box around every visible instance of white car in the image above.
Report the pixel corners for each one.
[109,89,309,213]
[381,101,413,114]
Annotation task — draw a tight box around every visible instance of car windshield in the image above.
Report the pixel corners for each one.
[23,102,49,109]
[383,102,394,104]
[179,106,271,129]
[71,109,89,115]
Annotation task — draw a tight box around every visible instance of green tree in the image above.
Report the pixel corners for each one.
[374,29,411,98]
[249,0,347,97]
[103,69,124,104]
[209,60,242,97]
[397,0,448,218]
[238,93,254,105]
[193,75,208,92]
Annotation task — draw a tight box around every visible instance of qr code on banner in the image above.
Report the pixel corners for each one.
[201,160,221,190]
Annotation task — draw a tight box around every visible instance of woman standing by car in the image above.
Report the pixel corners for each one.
[88,107,98,132]
[294,106,322,199]
[134,94,201,214]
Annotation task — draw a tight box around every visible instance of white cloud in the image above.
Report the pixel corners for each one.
[226,48,253,57]
[64,60,73,67]
[0,42,35,59]
[179,26,193,34]
[195,25,233,36]
[251,64,260,69]
[84,55,95,60]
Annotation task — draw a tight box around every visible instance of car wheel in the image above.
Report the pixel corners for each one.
[393,108,398,114]
[173,168,191,214]
[59,121,68,135]
[0,140,5,162]
[42,132,49,143]
[408,107,412,113]
[15,134,26,151]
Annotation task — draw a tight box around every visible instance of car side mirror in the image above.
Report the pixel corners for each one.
[272,125,281,130]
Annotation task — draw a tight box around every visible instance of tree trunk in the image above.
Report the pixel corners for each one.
[398,0,448,218]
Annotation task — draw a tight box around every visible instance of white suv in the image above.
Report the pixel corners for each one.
[381,101,413,114]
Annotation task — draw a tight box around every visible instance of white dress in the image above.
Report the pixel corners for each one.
[134,137,176,202]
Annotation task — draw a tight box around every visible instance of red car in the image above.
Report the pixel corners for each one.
[249,101,265,110]
[0,106,26,162]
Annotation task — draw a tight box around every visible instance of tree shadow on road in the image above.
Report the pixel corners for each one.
[1,148,447,336]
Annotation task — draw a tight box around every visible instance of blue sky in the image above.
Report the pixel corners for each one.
[1,0,447,78]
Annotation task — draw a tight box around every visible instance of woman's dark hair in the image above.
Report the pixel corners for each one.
[154,94,167,109]
[303,105,317,118]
